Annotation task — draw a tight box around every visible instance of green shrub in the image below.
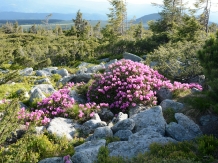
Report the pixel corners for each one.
[198,32,218,100]
[197,135,218,159]
[96,146,125,163]
[0,131,75,163]
[51,73,62,83]
[145,41,203,82]
[0,99,21,146]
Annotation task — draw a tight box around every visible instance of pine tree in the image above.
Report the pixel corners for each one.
[194,0,211,33]
[72,10,89,38]
[107,0,127,35]
[198,32,218,98]
[134,22,144,39]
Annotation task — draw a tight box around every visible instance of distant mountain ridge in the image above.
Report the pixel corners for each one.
[0,12,108,21]
[135,13,160,24]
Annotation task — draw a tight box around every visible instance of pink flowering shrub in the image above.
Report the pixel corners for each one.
[77,102,109,122]
[18,107,51,126]
[87,59,202,113]
[18,83,75,126]
[37,84,75,118]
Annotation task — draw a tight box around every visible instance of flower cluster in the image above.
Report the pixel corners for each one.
[77,102,109,121]
[0,99,10,104]
[18,82,75,126]
[37,88,74,118]
[17,107,50,126]
[87,59,202,113]
[63,155,71,163]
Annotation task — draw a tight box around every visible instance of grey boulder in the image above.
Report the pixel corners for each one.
[56,68,69,77]
[108,128,176,159]
[114,130,133,141]
[123,52,143,62]
[111,118,135,133]
[131,106,166,135]
[29,88,46,103]
[166,113,202,141]
[160,99,184,112]
[81,113,107,135]
[30,84,56,95]
[19,67,33,76]
[47,117,81,140]
[72,139,106,163]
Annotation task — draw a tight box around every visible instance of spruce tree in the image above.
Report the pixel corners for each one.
[198,32,218,98]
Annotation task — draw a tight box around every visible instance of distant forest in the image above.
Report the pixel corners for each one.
[0,19,64,26]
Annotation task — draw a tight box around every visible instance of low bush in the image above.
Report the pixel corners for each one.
[0,131,75,163]
[87,59,202,114]
[17,82,75,126]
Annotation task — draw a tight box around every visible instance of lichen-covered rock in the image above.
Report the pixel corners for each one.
[29,88,46,103]
[47,117,81,140]
[114,130,133,141]
[166,113,202,141]
[160,99,184,112]
[131,106,166,135]
[128,104,149,118]
[57,68,69,77]
[111,119,135,133]
[36,70,52,77]
[98,108,114,122]
[81,113,107,135]
[156,87,172,102]
[30,84,56,95]
[19,67,33,76]
[69,90,86,104]
[123,52,143,62]
[34,78,51,85]
[199,114,218,126]
[108,128,176,159]
[88,126,113,141]
[72,139,106,163]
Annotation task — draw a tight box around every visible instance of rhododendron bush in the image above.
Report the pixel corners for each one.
[18,83,75,126]
[87,59,202,113]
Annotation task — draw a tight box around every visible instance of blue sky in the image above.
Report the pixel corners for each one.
[1,0,218,21]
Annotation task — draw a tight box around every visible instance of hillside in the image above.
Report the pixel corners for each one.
[0,12,108,21]
[135,13,160,24]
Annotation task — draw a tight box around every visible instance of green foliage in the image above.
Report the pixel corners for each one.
[171,15,202,42]
[65,103,80,120]
[172,89,192,99]
[75,80,93,97]
[197,135,218,158]
[0,131,75,163]
[179,92,217,113]
[50,73,62,83]
[0,82,31,100]
[107,0,127,36]
[131,135,218,163]
[72,10,90,38]
[145,41,203,81]
[198,32,218,100]
[163,108,177,124]
[96,146,125,163]
[0,99,21,145]
[0,70,20,86]
[105,136,120,145]
[34,58,51,70]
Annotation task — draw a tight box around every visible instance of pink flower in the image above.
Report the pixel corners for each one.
[132,103,136,107]
[90,112,95,117]
[79,110,84,118]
